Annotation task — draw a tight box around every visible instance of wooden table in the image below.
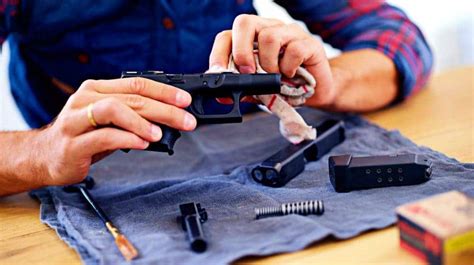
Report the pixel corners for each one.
[1,67,473,264]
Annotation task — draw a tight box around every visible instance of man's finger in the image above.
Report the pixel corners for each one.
[65,98,162,142]
[279,39,310,78]
[232,15,283,73]
[73,127,150,157]
[112,94,197,131]
[256,26,283,73]
[79,78,192,108]
[258,24,306,74]
[300,39,335,106]
[90,98,162,141]
[69,93,196,135]
[209,30,232,70]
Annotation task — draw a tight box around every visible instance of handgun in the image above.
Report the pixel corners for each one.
[122,71,281,154]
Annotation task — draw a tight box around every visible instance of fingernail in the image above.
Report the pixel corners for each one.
[184,113,197,130]
[142,140,150,149]
[151,124,162,141]
[176,91,191,106]
[239,65,255,74]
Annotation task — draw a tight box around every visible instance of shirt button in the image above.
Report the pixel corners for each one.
[162,17,175,30]
[77,53,89,64]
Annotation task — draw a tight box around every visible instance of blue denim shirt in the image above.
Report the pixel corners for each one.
[5,0,255,127]
[1,0,433,128]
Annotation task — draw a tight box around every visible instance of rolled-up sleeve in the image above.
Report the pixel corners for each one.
[275,0,434,102]
[1,0,21,44]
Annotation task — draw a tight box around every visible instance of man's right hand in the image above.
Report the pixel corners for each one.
[36,77,196,187]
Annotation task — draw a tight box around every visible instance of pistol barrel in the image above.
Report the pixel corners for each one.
[178,202,208,253]
[184,215,207,252]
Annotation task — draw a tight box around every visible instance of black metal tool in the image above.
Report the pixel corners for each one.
[251,119,345,187]
[328,153,433,192]
[177,202,208,253]
[63,176,138,260]
[122,71,281,154]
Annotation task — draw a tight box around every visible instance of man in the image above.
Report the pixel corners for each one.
[0,0,432,196]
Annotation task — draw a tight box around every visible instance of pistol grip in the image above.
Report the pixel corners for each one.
[122,125,181,155]
[146,125,181,155]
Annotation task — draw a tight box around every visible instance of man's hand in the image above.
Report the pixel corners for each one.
[0,78,197,195]
[209,14,336,107]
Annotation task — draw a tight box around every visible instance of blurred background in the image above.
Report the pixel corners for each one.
[254,0,474,71]
[1,0,473,130]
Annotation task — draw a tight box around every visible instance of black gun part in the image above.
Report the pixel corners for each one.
[177,202,208,253]
[255,200,324,219]
[252,119,345,187]
[328,153,432,192]
[122,71,281,154]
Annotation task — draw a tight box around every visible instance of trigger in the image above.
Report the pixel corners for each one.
[231,91,242,114]
[191,96,205,115]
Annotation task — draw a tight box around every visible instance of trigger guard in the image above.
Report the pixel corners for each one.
[187,91,243,123]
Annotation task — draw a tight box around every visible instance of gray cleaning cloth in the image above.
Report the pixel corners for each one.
[31,108,474,265]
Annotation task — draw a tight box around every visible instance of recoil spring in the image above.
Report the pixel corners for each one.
[255,200,324,219]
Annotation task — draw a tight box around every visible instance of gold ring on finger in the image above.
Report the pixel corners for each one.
[87,103,98,128]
